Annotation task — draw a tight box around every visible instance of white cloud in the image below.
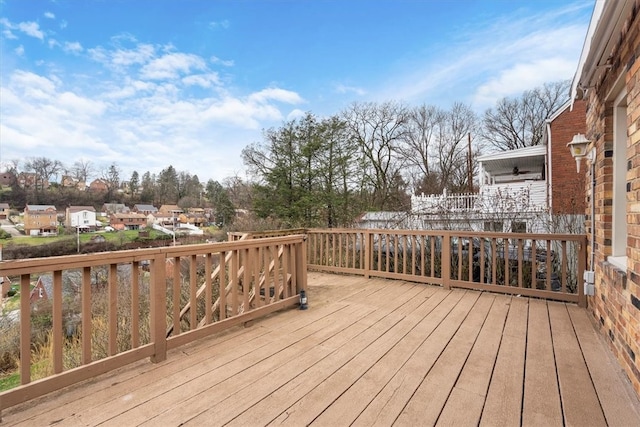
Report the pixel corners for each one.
[1,71,108,161]
[473,58,576,107]
[140,52,207,80]
[210,56,234,67]
[60,20,67,29]
[14,45,24,56]
[209,20,230,29]
[334,83,367,96]
[0,18,44,40]
[44,12,55,19]
[63,41,83,54]
[182,73,221,88]
[248,87,305,104]
[89,43,156,70]
[17,21,44,40]
[287,109,306,121]
[1,56,305,181]
[378,4,590,110]
[2,29,17,39]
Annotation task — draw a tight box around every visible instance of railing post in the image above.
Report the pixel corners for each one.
[442,232,451,290]
[150,252,167,363]
[578,236,587,308]
[364,231,371,279]
[296,237,308,293]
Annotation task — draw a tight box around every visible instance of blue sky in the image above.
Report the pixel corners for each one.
[0,0,594,184]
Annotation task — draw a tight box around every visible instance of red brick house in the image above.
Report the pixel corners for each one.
[88,178,109,193]
[0,171,15,187]
[109,212,147,231]
[571,0,640,397]
[545,99,587,215]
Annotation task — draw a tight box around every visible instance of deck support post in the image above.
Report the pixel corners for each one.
[150,252,167,363]
[364,231,372,279]
[442,232,451,290]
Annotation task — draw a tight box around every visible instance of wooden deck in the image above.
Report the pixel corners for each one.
[3,272,640,426]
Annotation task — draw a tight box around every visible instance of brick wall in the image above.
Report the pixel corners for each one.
[584,2,640,397]
[549,100,587,214]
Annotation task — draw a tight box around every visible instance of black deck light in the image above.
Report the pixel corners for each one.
[299,289,308,310]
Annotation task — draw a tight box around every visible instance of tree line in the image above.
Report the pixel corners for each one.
[243,81,569,228]
[2,162,240,226]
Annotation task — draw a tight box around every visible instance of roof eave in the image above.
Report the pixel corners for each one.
[571,0,633,104]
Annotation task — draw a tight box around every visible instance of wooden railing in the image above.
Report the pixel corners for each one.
[307,228,586,306]
[0,235,307,412]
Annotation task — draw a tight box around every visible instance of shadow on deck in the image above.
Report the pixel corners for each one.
[3,272,639,426]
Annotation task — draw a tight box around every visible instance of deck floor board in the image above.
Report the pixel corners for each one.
[3,272,640,427]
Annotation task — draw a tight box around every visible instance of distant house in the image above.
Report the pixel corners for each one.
[88,179,109,193]
[133,204,158,215]
[24,205,58,236]
[30,275,52,304]
[102,203,129,215]
[545,99,587,215]
[0,171,15,187]
[29,271,96,307]
[0,202,10,220]
[17,172,48,190]
[109,212,147,231]
[65,206,97,230]
[148,212,175,227]
[178,212,206,227]
[158,204,183,216]
[61,175,87,191]
[187,207,205,215]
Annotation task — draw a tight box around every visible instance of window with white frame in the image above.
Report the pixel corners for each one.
[610,87,628,271]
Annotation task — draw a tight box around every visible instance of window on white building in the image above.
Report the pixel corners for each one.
[484,221,503,232]
[511,221,527,233]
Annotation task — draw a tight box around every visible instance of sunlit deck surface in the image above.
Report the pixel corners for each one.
[4,272,640,426]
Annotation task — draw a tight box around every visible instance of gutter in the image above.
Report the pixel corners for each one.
[570,0,630,106]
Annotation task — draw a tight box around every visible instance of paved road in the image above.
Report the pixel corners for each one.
[1,219,22,237]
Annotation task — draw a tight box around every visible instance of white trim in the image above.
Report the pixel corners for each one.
[612,88,627,258]
[546,121,553,214]
[571,0,632,105]
[607,255,627,272]
[477,145,547,162]
[546,100,571,123]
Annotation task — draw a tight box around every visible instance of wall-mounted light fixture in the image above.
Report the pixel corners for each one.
[567,133,593,173]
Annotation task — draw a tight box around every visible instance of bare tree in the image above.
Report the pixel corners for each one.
[100,162,121,201]
[24,157,63,190]
[71,159,94,183]
[398,103,478,195]
[481,80,569,151]
[343,101,409,210]
[434,103,477,193]
[398,104,444,193]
